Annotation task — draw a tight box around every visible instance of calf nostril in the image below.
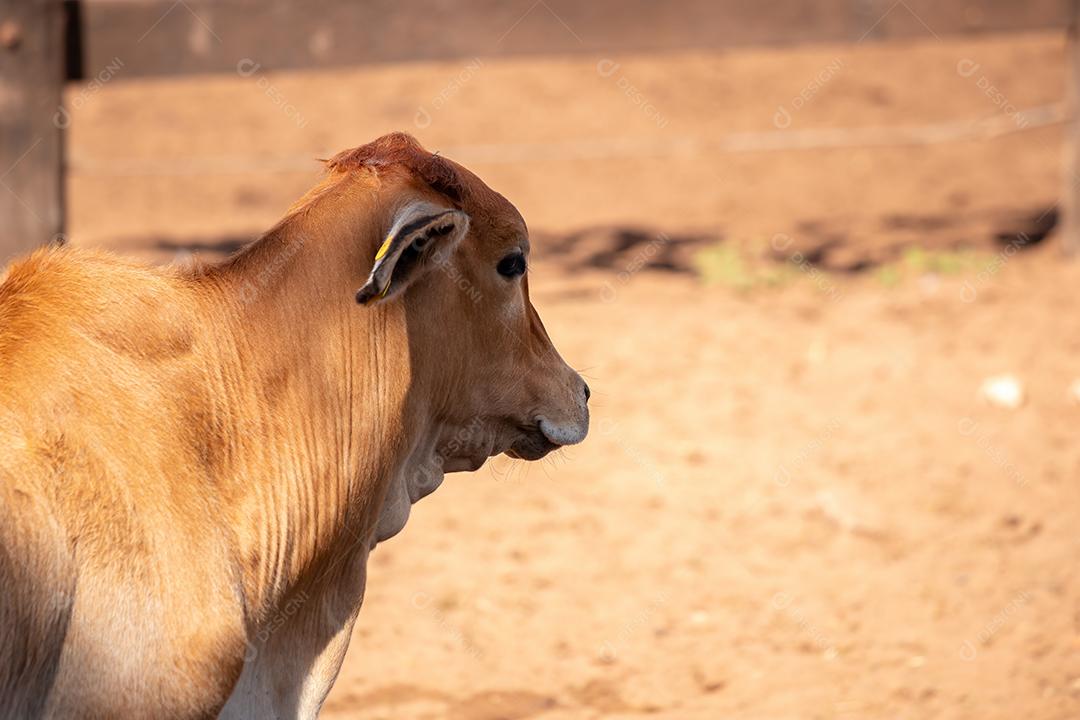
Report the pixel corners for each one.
[583,382,591,402]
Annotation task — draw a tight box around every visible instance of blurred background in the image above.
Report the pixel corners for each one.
[3,1,1080,717]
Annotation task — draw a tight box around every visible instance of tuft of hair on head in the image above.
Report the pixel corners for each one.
[325,132,466,204]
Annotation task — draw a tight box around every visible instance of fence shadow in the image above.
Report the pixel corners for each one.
[532,225,718,275]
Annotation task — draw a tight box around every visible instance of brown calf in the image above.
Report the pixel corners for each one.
[0,133,589,718]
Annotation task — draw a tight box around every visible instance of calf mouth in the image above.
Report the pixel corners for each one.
[505,426,562,461]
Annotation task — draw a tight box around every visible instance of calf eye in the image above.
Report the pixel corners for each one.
[497,252,527,278]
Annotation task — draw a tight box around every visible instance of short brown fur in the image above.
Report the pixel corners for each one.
[0,133,588,719]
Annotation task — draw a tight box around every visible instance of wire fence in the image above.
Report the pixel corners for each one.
[67,103,1066,177]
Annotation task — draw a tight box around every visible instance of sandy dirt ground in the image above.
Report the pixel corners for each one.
[59,29,1080,719]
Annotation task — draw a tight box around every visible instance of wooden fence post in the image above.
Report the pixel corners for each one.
[0,0,64,267]
[1062,0,1080,256]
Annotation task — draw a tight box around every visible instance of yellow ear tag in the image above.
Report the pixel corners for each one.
[375,234,397,298]
[374,234,395,261]
[365,234,396,301]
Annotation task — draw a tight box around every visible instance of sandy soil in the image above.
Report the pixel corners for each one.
[59,29,1080,719]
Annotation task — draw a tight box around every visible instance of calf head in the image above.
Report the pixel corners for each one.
[340,134,590,475]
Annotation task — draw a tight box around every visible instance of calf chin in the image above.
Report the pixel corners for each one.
[538,415,589,446]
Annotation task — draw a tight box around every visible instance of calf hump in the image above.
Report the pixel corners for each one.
[0,248,196,365]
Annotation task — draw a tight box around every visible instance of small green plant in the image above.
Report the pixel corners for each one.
[876,264,901,288]
[874,246,989,288]
[901,247,980,276]
[694,244,797,292]
[694,245,755,291]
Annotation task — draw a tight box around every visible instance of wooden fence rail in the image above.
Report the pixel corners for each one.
[76,0,1068,79]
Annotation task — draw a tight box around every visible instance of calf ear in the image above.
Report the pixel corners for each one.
[356,201,470,306]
